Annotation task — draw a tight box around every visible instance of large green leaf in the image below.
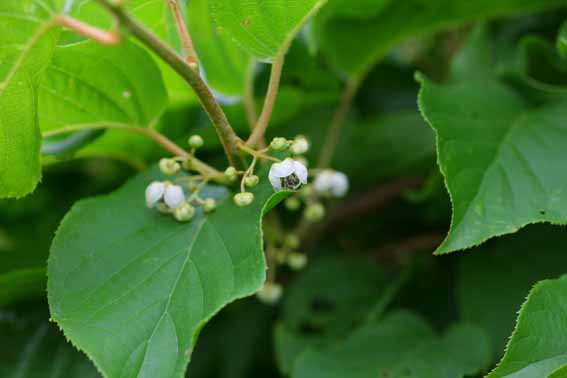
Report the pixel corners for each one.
[417,70,567,254]
[48,167,285,378]
[487,275,567,378]
[0,1,59,198]
[313,0,565,76]
[211,0,327,60]
[289,311,490,378]
[39,39,168,162]
[457,225,567,358]
[0,310,99,378]
[188,0,251,99]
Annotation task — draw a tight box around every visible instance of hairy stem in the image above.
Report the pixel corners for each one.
[43,123,227,183]
[96,0,242,168]
[317,78,361,168]
[166,0,199,68]
[55,15,120,45]
[245,52,285,147]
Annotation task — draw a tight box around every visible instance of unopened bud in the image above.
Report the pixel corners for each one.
[304,203,325,222]
[256,282,283,305]
[284,234,300,249]
[270,137,288,151]
[244,175,259,188]
[285,197,301,211]
[224,166,237,181]
[188,135,204,149]
[173,203,195,222]
[287,252,308,270]
[159,158,181,176]
[203,198,216,213]
[290,135,309,155]
[234,192,254,207]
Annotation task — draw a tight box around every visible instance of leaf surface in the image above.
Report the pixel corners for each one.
[48,167,285,378]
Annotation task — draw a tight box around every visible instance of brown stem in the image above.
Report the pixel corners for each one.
[96,0,242,168]
[317,78,361,168]
[244,61,258,129]
[42,123,228,183]
[245,52,285,147]
[327,177,424,228]
[166,0,199,68]
[55,15,120,45]
[373,232,444,263]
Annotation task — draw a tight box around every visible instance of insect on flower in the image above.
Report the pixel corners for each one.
[268,158,308,191]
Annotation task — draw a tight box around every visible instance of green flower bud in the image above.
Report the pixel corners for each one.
[287,252,308,270]
[270,137,288,151]
[173,203,195,222]
[244,175,259,188]
[299,185,314,198]
[224,166,237,181]
[275,250,287,265]
[304,203,325,222]
[284,197,301,211]
[159,158,180,176]
[284,234,300,249]
[188,134,204,148]
[187,181,198,191]
[203,198,216,213]
[234,192,254,207]
[156,203,170,214]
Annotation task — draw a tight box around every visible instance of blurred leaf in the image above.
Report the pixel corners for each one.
[39,39,167,163]
[48,166,286,378]
[557,17,567,58]
[457,225,567,359]
[188,0,252,99]
[211,0,327,60]
[487,275,567,378]
[0,268,45,307]
[289,311,490,378]
[313,0,565,76]
[0,311,99,377]
[0,1,59,198]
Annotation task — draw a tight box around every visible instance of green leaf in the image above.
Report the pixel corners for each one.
[211,0,327,60]
[0,311,99,377]
[457,225,567,357]
[47,167,285,378]
[188,0,252,99]
[0,1,59,198]
[313,0,565,76]
[417,71,567,254]
[487,275,567,378]
[289,311,490,378]
[39,39,168,162]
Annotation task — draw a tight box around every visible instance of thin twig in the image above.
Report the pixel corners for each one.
[317,78,361,168]
[246,52,285,147]
[373,232,444,263]
[166,0,199,68]
[96,0,242,168]
[42,123,228,183]
[244,61,258,129]
[55,15,120,45]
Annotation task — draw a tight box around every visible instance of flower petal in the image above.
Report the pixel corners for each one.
[292,160,308,184]
[164,185,186,209]
[145,181,165,208]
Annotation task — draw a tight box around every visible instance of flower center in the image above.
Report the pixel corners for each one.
[280,173,301,190]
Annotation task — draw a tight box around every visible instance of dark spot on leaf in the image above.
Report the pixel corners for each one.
[300,322,324,335]
[242,18,251,26]
[540,210,546,215]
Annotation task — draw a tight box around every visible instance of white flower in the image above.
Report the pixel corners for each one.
[164,184,185,209]
[269,158,308,191]
[145,181,165,208]
[313,170,349,197]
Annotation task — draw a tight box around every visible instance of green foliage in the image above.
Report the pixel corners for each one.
[48,167,285,378]
[313,0,565,76]
[0,1,59,198]
[211,0,326,59]
[487,275,567,378]
[2,0,567,377]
